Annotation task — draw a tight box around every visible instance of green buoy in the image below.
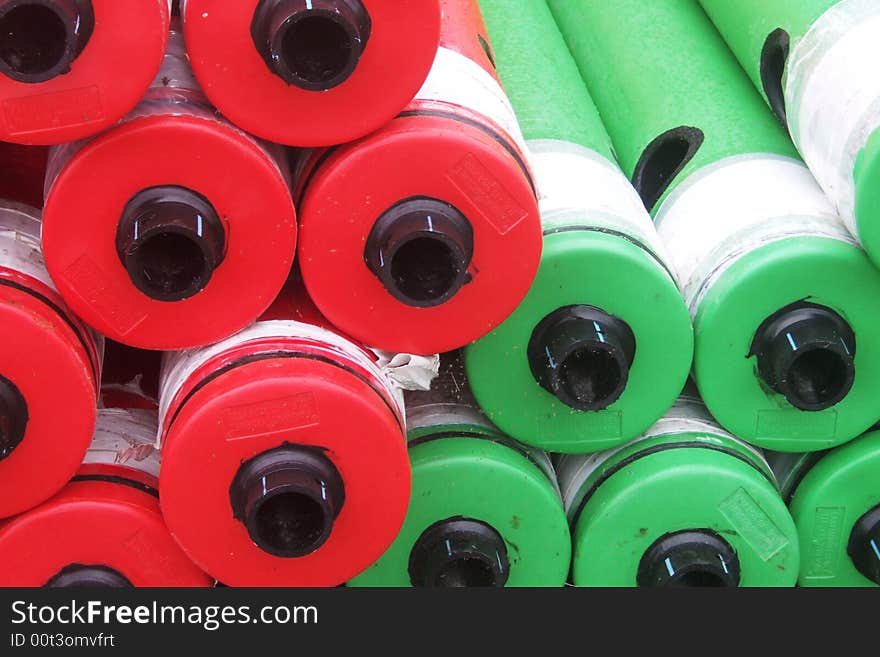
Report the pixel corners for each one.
[768,430,880,586]
[558,392,800,586]
[465,0,693,453]
[348,354,571,587]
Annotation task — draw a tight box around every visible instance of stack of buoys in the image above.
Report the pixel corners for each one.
[1,0,880,589]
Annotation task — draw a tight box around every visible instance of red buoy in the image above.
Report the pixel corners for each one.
[0,202,101,519]
[296,0,542,354]
[0,409,213,587]
[180,0,441,146]
[0,0,171,145]
[158,285,411,586]
[42,26,297,350]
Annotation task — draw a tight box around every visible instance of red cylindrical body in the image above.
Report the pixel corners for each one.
[41,25,297,350]
[296,0,542,355]
[0,0,171,145]
[180,0,441,146]
[0,201,101,519]
[0,408,213,587]
[157,283,410,587]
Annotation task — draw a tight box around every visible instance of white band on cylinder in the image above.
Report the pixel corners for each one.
[655,154,853,315]
[0,202,56,292]
[159,320,438,444]
[528,139,676,281]
[416,46,527,154]
[0,202,105,369]
[785,0,880,236]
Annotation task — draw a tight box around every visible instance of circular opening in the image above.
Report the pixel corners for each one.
[787,347,850,408]
[0,375,27,461]
[46,565,132,588]
[670,569,729,588]
[253,490,327,557]
[0,4,69,78]
[279,14,354,88]
[559,346,623,408]
[436,556,497,588]
[131,231,208,300]
[390,236,462,304]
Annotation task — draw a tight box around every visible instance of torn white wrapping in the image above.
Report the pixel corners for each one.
[82,408,161,480]
[373,351,439,392]
[528,138,677,283]
[158,320,439,445]
[655,154,854,316]
[785,0,880,237]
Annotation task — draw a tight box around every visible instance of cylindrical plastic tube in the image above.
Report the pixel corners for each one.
[157,284,418,587]
[42,26,297,351]
[699,0,880,269]
[349,353,570,587]
[558,392,799,587]
[0,0,170,145]
[295,0,542,355]
[0,409,213,587]
[180,0,440,147]
[0,202,101,519]
[464,0,692,453]
[0,142,47,208]
[549,0,880,452]
[767,431,880,587]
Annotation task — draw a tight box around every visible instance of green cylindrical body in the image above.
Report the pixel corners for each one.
[550,0,880,452]
[478,0,613,156]
[700,0,880,269]
[767,432,880,587]
[465,0,692,453]
[348,354,571,587]
[558,393,800,587]
[697,0,832,106]
[549,0,797,204]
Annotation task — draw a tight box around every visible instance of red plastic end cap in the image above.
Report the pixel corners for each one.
[159,357,410,587]
[0,282,97,519]
[298,113,542,354]
[182,0,441,146]
[0,479,213,587]
[42,115,297,350]
[0,0,170,145]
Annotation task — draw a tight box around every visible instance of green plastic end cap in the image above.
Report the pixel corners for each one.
[695,236,880,451]
[570,447,798,586]
[789,430,880,586]
[854,126,880,266]
[465,231,693,453]
[346,438,571,587]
